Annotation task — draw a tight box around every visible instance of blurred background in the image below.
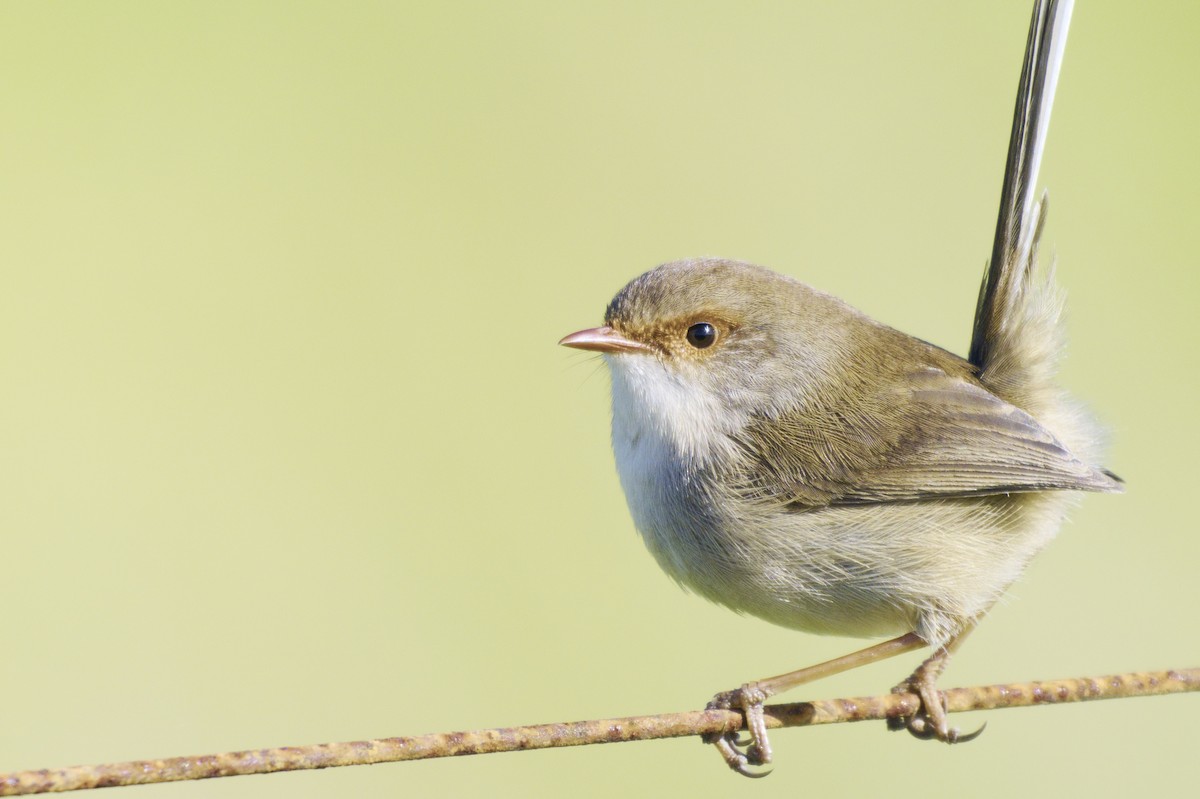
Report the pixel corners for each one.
[2,2,1196,797]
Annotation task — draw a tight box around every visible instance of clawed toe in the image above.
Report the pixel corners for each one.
[947,720,987,744]
[704,684,774,777]
[885,634,986,746]
[889,681,986,744]
[896,709,938,740]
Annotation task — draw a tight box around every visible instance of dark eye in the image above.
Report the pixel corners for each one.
[686,322,717,349]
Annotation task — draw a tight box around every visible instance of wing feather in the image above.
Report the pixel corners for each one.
[730,361,1119,509]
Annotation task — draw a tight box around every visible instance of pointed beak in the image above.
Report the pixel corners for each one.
[558,326,654,354]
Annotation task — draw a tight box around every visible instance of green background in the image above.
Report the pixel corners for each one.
[3,2,1196,797]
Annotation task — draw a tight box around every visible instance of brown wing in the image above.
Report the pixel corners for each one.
[730,365,1120,509]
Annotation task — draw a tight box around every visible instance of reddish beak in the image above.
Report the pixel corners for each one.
[558,326,653,354]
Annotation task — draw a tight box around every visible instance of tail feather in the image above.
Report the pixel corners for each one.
[968,0,1109,470]
[975,191,1062,411]
[970,0,1074,378]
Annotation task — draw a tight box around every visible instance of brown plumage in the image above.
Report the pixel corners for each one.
[560,0,1108,775]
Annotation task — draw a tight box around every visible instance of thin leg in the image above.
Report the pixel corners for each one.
[888,624,984,743]
[705,632,927,776]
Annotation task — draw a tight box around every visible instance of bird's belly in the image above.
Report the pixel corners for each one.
[608,369,1066,645]
[613,419,916,638]
[615,424,1058,643]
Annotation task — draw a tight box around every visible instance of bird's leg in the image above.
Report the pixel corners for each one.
[705,632,926,777]
[888,625,984,743]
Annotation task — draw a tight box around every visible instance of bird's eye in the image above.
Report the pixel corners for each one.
[685,322,717,349]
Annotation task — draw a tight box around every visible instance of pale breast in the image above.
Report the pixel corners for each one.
[607,355,744,582]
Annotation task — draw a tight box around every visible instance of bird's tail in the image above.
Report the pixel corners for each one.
[968,0,1109,468]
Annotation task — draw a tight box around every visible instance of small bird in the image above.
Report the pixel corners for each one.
[560,0,1119,777]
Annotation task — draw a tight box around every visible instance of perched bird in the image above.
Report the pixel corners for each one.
[560,0,1119,776]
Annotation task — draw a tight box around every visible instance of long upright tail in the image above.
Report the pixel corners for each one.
[970,0,1075,416]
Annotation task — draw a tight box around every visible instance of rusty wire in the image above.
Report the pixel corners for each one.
[1,667,1195,795]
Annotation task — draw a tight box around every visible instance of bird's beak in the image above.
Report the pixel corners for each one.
[558,326,653,354]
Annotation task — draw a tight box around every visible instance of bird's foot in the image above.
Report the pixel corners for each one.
[703,683,774,778]
[888,670,985,743]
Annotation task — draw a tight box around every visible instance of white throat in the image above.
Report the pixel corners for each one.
[605,354,747,578]
[607,354,742,466]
